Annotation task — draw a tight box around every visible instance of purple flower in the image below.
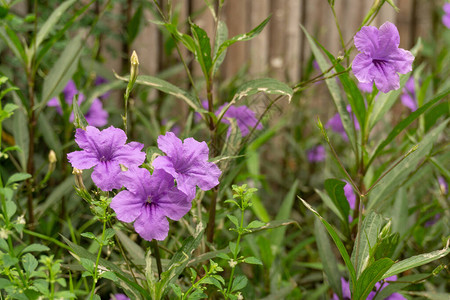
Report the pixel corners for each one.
[326,105,360,141]
[438,176,448,195]
[443,3,450,28]
[344,182,356,210]
[352,22,414,93]
[110,167,192,241]
[307,145,325,162]
[111,294,130,300]
[400,77,417,111]
[333,276,406,300]
[67,126,145,191]
[95,76,111,99]
[48,80,109,127]
[425,213,441,228]
[152,132,221,196]
[358,81,374,93]
[217,103,263,137]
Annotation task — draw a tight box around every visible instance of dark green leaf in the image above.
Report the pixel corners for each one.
[21,244,50,255]
[190,21,212,78]
[6,172,31,186]
[243,256,263,265]
[354,258,394,300]
[127,5,143,44]
[231,275,248,292]
[324,178,350,223]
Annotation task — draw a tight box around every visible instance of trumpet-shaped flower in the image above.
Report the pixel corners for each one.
[307,145,325,162]
[333,276,406,300]
[443,3,450,28]
[152,132,221,196]
[352,22,414,93]
[67,126,145,191]
[110,168,193,241]
[400,77,417,111]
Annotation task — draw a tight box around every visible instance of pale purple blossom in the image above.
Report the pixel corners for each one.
[352,22,414,93]
[358,81,374,93]
[307,145,325,162]
[95,76,111,99]
[333,276,406,300]
[152,132,221,196]
[344,182,356,210]
[111,294,130,300]
[425,214,441,227]
[443,3,450,28]
[400,77,417,111]
[67,126,145,191]
[438,176,448,195]
[48,80,108,127]
[326,105,360,141]
[110,167,192,241]
[217,103,263,137]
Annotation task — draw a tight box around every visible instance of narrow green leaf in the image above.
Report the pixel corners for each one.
[213,15,271,68]
[351,211,383,278]
[354,258,394,300]
[211,20,228,76]
[382,242,450,279]
[115,74,200,111]
[12,107,29,171]
[270,180,299,251]
[37,112,63,161]
[299,197,357,288]
[34,0,77,51]
[0,26,26,65]
[324,179,350,223]
[72,94,88,129]
[246,219,299,234]
[301,24,357,153]
[368,88,450,167]
[373,273,429,300]
[190,21,212,78]
[115,229,145,263]
[314,218,342,299]
[162,23,196,53]
[39,33,83,111]
[230,78,293,103]
[368,119,449,210]
[127,4,143,44]
[243,256,263,265]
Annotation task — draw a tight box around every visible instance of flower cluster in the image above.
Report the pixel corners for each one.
[47,80,108,127]
[197,100,262,137]
[333,276,406,300]
[352,22,414,93]
[67,127,221,241]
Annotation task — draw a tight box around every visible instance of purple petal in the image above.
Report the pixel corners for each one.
[134,204,169,241]
[400,93,417,111]
[111,294,130,300]
[85,98,109,127]
[444,3,450,14]
[118,167,152,198]
[377,22,400,54]
[152,156,178,180]
[110,190,145,223]
[344,182,356,210]
[157,188,192,220]
[354,25,379,55]
[67,150,98,169]
[91,161,123,191]
[157,132,183,158]
[352,53,376,83]
[386,293,407,300]
[372,61,400,93]
[358,81,374,93]
[112,142,145,167]
[74,126,101,149]
[100,126,128,149]
[63,80,78,102]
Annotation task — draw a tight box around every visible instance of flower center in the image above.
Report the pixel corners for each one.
[147,195,152,204]
[372,59,386,68]
[99,155,108,162]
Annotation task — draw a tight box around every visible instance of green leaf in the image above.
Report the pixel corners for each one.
[201,277,222,289]
[211,20,228,76]
[127,4,143,44]
[351,211,383,278]
[39,33,83,111]
[299,197,357,289]
[34,0,76,51]
[243,256,263,265]
[37,112,62,161]
[354,258,394,300]
[229,241,240,256]
[227,215,239,228]
[115,228,145,262]
[190,21,212,78]
[72,95,88,129]
[100,271,119,282]
[381,242,450,279]
[103,228,115,243]
[5,200,17,219]
[231,78,293,103]
[161,22,196,53]
[231,275,248,292]
[314,218,342,299]
[368,119,449,210]
[246,219,299,234]
[213,15,271,68]
[13,107,29,171]
[301,24,357,153]
[22,253,38,277]
[324,179,350,223]
[21,244,50,255]
[62,236,147,296]
[270,180,299,252]
[0,278,12,288]
[368,88,450,167]
[0,25,27,65]
[115,74,200,111]
[6,173,31,186]
[246,220,265,229]
[80,232,96,240]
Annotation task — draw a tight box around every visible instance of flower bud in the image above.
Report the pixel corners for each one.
[130,50,139,86]
[72,168,86,190]
[48,150,57,173]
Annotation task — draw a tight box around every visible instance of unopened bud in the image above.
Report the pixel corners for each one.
[72,168,86,190]
[48,150,57,164]
[130,50,139,84]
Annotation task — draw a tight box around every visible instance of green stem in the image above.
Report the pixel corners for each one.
[330,4,346,55]
[23,229,71,251]
[151,240,163,280]
[89,220,106,299]
[226,209,244,297]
